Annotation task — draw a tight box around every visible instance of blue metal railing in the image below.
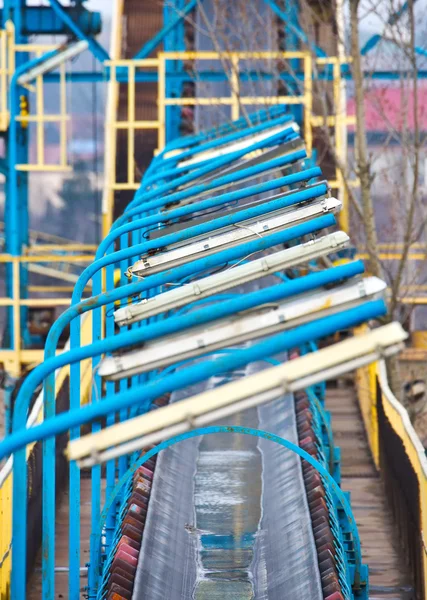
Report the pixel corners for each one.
[0,109,378,600]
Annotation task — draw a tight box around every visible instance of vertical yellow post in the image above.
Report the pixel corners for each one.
[59,62,67,168]
[230,54,240,121]
[333,59,349,232]
[102,63,118,237]
[158,54,166,150]
[12,258,21,375]
[7,20,15,78]
[0,30,7,131]
[128,63,135,187]
[36,54,45,167]
[303,52,313,156]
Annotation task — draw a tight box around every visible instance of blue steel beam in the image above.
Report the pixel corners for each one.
[48,0,109,62]
[40,69,427,83]
[6,48,59,352]
[0,6,102,35]
[134,0,198,59]
[164,0,186,142]
[264,0,327,57]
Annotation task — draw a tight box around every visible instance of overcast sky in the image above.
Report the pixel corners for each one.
[85,0,113,15]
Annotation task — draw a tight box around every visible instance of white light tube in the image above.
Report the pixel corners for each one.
[130,197,341,277]
[18,41,89,85]
[100,276,386,380]
[67,322,408,466]
[114,231,350,326]
[178,122,300,168]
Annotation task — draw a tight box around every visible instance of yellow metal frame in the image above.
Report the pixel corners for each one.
[0,312,94,597]
[0,254,94,377]
[103,51,356,235]
[0,22,71,171]
[0,22,13,132]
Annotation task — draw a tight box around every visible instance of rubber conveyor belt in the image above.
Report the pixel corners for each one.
[132,359,323,600]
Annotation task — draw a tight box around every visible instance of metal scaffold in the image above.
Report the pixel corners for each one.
[0,2,426,600]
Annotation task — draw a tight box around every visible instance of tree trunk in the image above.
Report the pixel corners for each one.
[349,0,382,279]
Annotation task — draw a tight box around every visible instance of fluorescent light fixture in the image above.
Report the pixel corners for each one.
[156,176,321,237]
[18,41,89,85]
[129,197,341,277]
[114,231,350,326]
[170,139,305,201]
[178,122,300,168]
[100,276,386,380]
[68,322,407,467]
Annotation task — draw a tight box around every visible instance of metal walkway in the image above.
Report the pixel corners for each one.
[326,386,414,600]
[23,381,415,599]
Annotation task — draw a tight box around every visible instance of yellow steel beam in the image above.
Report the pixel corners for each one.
[26,244,97,251]
[356,253,427,260]
[15,164,72,172]
[28,285,88,293]
[162,50,306,59]
[114,120,160,129]
[0,254,94,263]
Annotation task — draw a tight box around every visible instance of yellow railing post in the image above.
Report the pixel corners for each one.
[128,62,136,187]
[36,52,45,167]
[158,53,166,150]
[230,54,240,122]
[333,58,349,232]
[59,61,67,169]
[303,52,313,157]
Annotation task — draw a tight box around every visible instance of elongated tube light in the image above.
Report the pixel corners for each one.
[114,231,350,326]
[178,122,300,168]
[130,197,341,277]
[18,40,89,85]
[101,276,386,379]
[168,143,307,206]
[68,322,407,467]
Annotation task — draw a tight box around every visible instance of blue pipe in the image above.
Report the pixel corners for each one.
[131,129,299,209]
[8,299,385,598]
[98,165,321,257]
[7,46,64,600]
[24,263,365,427]
[93,261,365,367]
[42,211,332,598]
[137,125,301,194]
[42,214,336,373]
[72,183,328,306]
[141,113,294,178]
[42,213,336,401]
[12,212,331,598]
[3,299,387,463]
[114,148,308,227]
[124,126,298,211]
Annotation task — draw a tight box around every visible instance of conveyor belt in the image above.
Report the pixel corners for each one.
[132,359,322,600]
